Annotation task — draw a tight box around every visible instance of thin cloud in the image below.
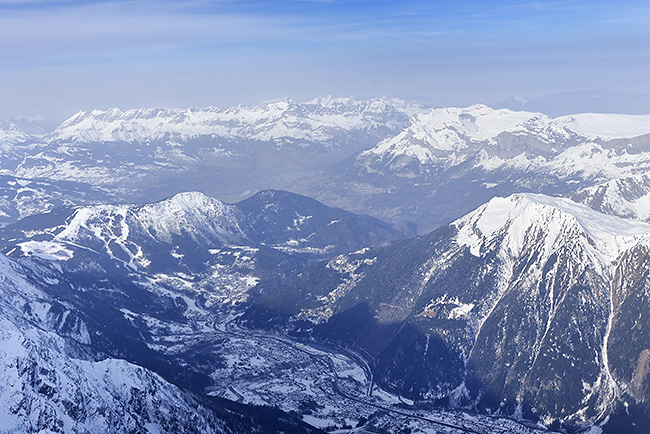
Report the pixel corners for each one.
[0,3,307,63]
[0,0,648,119]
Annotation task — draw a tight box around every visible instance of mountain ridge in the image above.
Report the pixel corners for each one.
[4,99,650,232]
[46,97,422,146]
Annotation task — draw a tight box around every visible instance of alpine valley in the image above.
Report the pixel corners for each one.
[2,97,650,434]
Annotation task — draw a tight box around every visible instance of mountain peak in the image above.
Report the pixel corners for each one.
[513,95,528,104]
[455,193,650,265]
[162,190,218,208]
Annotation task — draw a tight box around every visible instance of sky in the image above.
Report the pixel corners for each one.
[1,0,649,121]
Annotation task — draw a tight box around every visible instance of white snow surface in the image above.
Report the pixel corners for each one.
[455,193,650,265]
[18,240,74,260]
[554,113,650,140]
[56,191,244,247]
[365,105,542,165]
[364,105,650,166]
[48,97,421,145]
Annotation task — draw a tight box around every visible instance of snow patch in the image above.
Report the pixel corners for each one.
[554,113,650,140]
[18,240,73,260]
[455,193,650,265]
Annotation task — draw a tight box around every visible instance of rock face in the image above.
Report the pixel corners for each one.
[246,193,650,431]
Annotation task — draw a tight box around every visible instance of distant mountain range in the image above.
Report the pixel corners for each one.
[3,96,650,234]
[495,90,650,117]
[0,97,421,208]
[294,104,650,232]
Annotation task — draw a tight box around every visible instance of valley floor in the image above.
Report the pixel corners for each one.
[208,316,560,434]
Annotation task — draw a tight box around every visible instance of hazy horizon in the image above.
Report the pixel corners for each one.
[1,0,649,121]
[4,89,650,130]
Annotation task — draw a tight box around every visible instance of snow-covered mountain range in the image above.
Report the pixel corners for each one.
[294,104,650,232]
[3,98,650,233]
[247,192,650,431]
[0,97,421,213]
[48,96,419,145]
[364,106,650,164]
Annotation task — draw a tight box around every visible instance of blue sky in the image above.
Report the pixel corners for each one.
[1,0,649,120]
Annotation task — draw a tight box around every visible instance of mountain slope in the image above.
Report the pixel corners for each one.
[245,193,650,431]
[1,189,402,265]
[570,174,650,222]
[0,251,328,434]
[0,190,402,312]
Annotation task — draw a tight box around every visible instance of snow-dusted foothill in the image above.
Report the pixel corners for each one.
[0,189,402,315]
